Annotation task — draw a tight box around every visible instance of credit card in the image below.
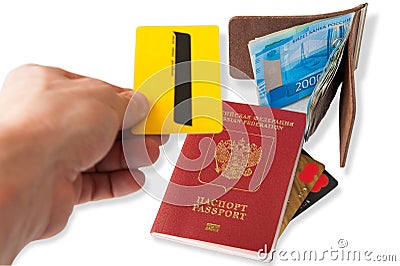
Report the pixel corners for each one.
[132,26,222,134]
[292,169,338,219]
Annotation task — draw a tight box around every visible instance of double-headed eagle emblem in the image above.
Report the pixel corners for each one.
[214,138,262,180]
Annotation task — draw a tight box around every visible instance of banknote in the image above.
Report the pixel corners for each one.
[248,13,354,108]
[305,36,348,140]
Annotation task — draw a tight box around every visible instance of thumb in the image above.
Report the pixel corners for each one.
[119,90,149,129]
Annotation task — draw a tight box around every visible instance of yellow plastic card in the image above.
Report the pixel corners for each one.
[131,25,222,134]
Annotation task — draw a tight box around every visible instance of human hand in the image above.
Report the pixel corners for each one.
[0,64,162,264]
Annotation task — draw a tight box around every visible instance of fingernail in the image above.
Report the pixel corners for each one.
[124,91,149,128]
[132,91,149,116]
[133,170,146,188]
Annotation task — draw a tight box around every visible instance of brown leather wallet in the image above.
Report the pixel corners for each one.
[228,4,368,167]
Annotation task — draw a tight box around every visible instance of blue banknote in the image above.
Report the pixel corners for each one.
[249,13,354,108]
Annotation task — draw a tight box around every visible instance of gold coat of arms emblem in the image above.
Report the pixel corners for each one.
[214,138,262,180]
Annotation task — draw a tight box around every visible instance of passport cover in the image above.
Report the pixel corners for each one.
[228,3,368,167]
[151,101,306,261]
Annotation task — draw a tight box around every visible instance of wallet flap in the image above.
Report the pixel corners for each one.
[339,25,357,167]
[228,3,367,79]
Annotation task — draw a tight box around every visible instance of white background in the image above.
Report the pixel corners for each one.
[0,0,398,265]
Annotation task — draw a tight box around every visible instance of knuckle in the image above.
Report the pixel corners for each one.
[79,77,109,90]
[3,64,55,91]
[14,64,46,75]
[7,64,52,83]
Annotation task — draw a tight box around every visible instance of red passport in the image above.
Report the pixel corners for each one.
[151,101,306,261]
